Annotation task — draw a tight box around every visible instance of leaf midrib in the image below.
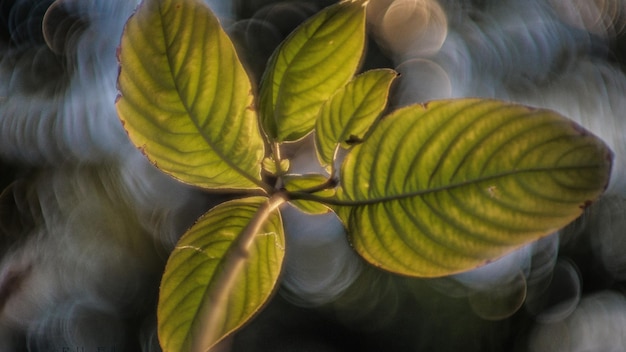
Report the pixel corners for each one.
[332,163,606,206]
[158,1,264,190]
[272,4,360,137]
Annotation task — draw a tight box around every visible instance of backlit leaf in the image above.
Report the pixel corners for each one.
[315,69,397,168]
[158,196,285,352]
[262,157,290,176]
[259,0,367,142]
[116,0,264,190]
[284,174,335,214]
[334,99,612,277]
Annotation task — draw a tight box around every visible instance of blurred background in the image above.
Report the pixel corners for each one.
[1,0,625,351]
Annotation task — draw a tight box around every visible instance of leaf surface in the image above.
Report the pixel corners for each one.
[259,0,367,142]
[158,196,285,352]
[335,99,612,277]
[262,157,290,176]
[284,174,335,214]
[116,0,264,190]
[315,69,397,167]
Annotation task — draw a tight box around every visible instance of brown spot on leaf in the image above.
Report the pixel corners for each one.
[579,200,593,210]
[345,135,363,145]
[487,185,499,198]
[606,149,614,163]
[569,121,588,136]
[603,150,614,191]
[525,105,539,112]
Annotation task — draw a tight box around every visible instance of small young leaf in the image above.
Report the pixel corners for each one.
[283,174,335,214]
[334,99,612,277]
[315,69,397,168]
[158,196,286,352]
[262,157,290,176]
[259,0,367,142]
[116,0,265,190]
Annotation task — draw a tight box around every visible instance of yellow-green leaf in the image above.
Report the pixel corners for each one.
[259,0,367,142]
[116,0,264,190]
[315,69,397,168]
[283,174,335,214]
[158,196,286,352]
[262,157,290,176]
[334,99,612,277]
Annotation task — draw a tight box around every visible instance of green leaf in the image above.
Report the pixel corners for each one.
[334,99,613,277]
[259,0,367,142]
[116,0,265,190]
[315,69,397,168]
[283,174,335,214]
[262,157,290,176]
[158,196,286,352]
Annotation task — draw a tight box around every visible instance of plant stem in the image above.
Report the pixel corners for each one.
[272,142,285,175]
